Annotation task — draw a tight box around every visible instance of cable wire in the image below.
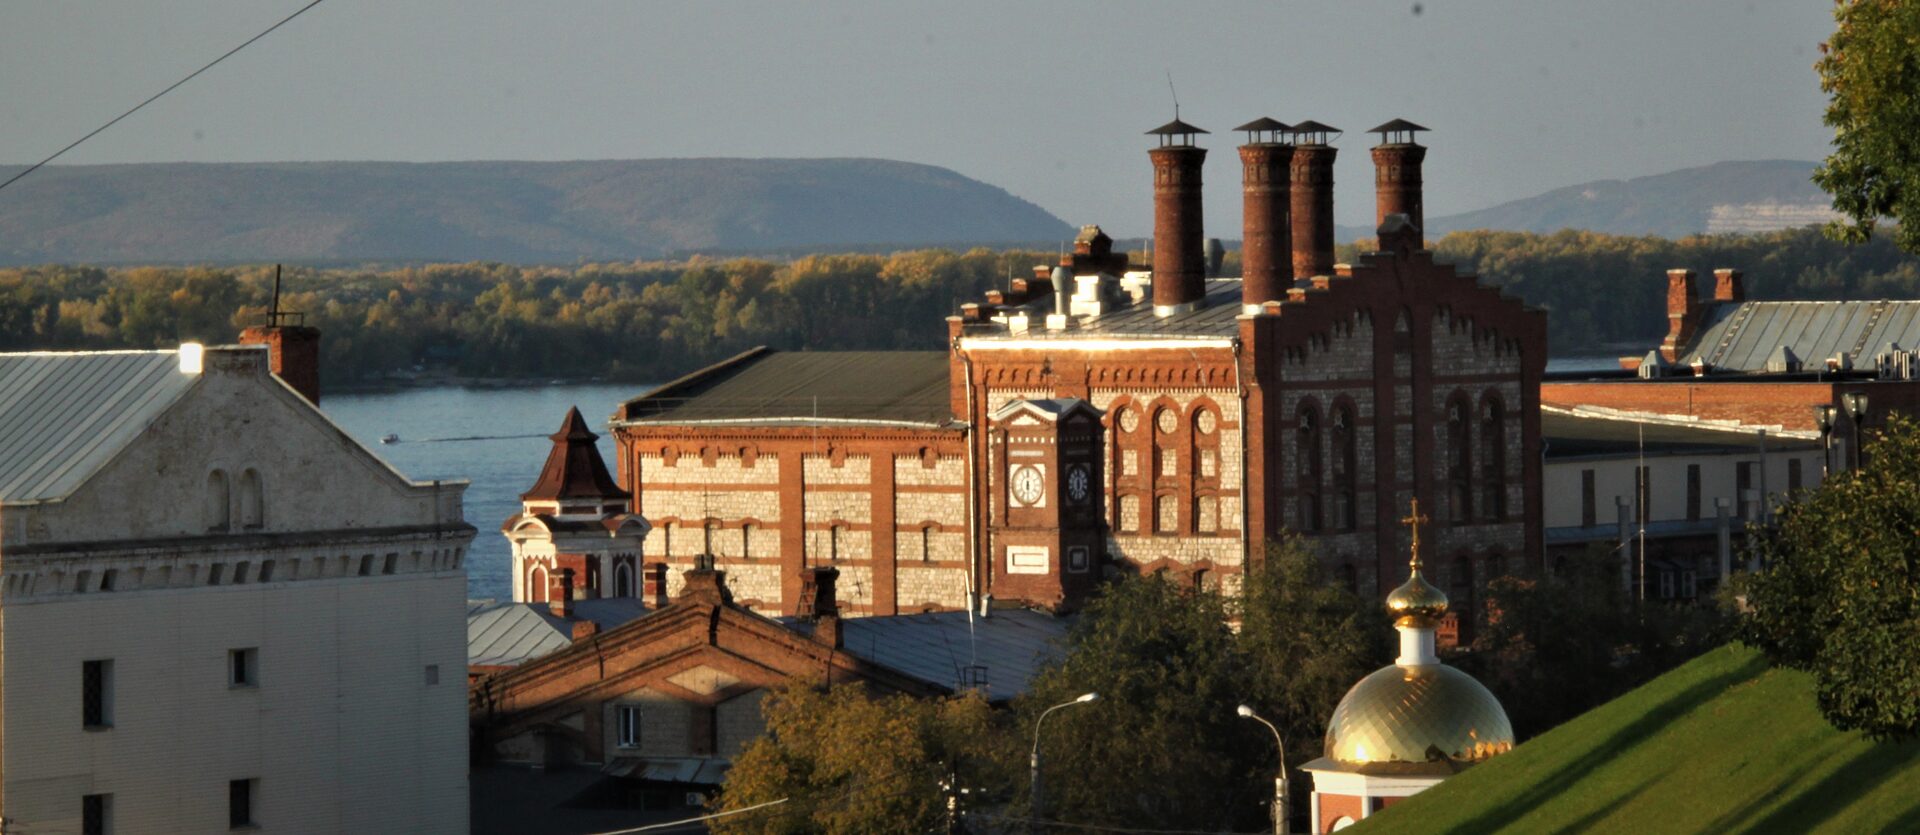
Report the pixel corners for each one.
[0,0,328,196]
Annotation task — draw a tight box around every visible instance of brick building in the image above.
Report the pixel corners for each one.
[613,118,1547,618]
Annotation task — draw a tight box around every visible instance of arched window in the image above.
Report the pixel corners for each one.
[1330,404,1358,531]
[1446,395,1473,523]
[1192,568,1211,592]
[205,470,230,532]
[1114,404,1143,478]
[614,563,634,598]
[1155,495,1179,534]
[529,566,549,603]
[741,523,755,560]
[1296,403,1323,532]
[238,468,264,529]
[1481,395,1508,521]
[1194,494,1219,533]
[1190,406,1221,481]
[1119,495,1142,533]
[1154,406,1178,478]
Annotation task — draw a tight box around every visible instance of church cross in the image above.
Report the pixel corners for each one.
[1400,498,1430,570]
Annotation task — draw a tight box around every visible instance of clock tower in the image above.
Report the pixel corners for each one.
[987,398,1105,610]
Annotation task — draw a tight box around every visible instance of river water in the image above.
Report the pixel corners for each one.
[323,357,1617,602]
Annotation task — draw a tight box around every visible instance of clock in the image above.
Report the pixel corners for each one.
[1065,463,1091,505]
[1010,465,1045,506]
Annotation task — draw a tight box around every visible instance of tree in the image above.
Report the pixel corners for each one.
[1740,412,1920,740]
[1813,1,1920,253]
[709,680,1011,835]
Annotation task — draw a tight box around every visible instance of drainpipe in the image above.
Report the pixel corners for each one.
[955,339,982,613]
[1232,336,1250,570]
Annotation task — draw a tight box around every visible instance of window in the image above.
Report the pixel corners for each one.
[1296,404,1323,532]
[229,779,257,829]
[663,522,676,557]
[1155,495,1178,534]
[829,525,845,561]
[99,569,118,592]
[1330,405,1358,530]
[83,793,110,835]
[741,523,755,560]
[425,664,440,686]
[83,659,112,728]
[1736,461,1755,520]
[617,705,642,749]
[1479,397,1507,521]
[1119,495,1141,532]
[233,562,250,584]
[381,553,397,575]
[1580,469,1597,527]
[1659,570,1677,600]
[206,470,230,532]
[921,526,934,562]
[1686,464,1702,522]
[357,555,374,577]
[237,469,263,529]
[207,564,225,586]
[1446,395,1473,523]
[257,560,274,583]
[1682,570,1698,599]
[229,648,258,687]
[614,563,634,598]
[1788,458,1804,493]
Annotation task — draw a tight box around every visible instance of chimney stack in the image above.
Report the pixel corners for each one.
[1662,269,1700,362]
[550,567,575,618]
[801,566,842,648]
[1714,268,1746,303]
[238,265,321,404]
[1147,119,1210,316]
[1235,118,1294,313]
[1289,122,1340,279]
[1369,119,1429,246]
[643,562,669,608]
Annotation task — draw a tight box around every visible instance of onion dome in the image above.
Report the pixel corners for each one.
[1385,561,1449,627]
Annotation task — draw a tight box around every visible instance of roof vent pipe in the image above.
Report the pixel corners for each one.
[1053,267,1072,316]
[1289,121,1340,279]
[1147,119,1210,316]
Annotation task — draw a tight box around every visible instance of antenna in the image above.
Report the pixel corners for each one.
[1165,69,1180,120]
[269,264,283,320]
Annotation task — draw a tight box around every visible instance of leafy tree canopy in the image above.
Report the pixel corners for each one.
[1814,1,1920,253]
[1741,412,1920,740]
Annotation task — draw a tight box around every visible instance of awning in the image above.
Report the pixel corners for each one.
[602,756,730,786]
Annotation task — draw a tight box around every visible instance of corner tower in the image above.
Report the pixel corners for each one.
[504,407,650,605]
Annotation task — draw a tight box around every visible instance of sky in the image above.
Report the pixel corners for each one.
[1,1,1838,237]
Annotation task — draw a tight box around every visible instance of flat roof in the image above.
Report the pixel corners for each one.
[617,347,955,428]
[1543,409,1817,460]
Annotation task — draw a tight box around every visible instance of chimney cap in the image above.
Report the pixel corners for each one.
[1233,117,1292,144]
[1368,118,1430,144]
[1147,118,1208,147]
[1288,120,1342,145]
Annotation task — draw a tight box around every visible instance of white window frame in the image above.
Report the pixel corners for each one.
[616,704,642,749]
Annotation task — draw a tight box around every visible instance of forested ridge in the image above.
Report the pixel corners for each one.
[3,226,1917,388]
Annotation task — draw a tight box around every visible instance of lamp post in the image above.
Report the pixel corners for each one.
[1237,705,1289,835]
[1813,404,1836,478]
[1030,692,1097,821]
[1843,392,1871,472]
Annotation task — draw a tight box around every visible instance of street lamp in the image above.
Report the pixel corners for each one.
[1843,392,1871,471]
[1813,404,1837,478]
[1030,692,1097,820]
[1237,705,1290,835]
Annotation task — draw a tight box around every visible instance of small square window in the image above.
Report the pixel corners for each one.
[257,560,274,582]
[208,564,225,586]
[424,665,440,686]
[229,778,257,829]
[357,555,373,576]
[83,793,110,835]
[230,648,258,688]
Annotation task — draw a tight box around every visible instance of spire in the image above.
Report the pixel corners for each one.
[1386,498,1449,630]
[520,406,631,503]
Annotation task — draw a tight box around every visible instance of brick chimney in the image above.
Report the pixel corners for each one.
[549,568,575,618]
[1147,118,1209,316]
[238,265,321,404]
[1662,269,1700,363]
[571,620,599,640]
[1369,119,1429,247]
[1289,121,1340,279]
[676,559,731,606]
[1714,268,1746,303]
[643,563,669,608]
[1236,118,1293,313]
[799,566,842,649]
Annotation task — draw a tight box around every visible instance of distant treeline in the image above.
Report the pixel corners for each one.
[3,227,1917,387]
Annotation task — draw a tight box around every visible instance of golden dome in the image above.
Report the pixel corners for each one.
[1385,567,1449,627]
[1324,663,1514,766]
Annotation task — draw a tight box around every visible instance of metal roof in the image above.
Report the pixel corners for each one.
[1146,118,1208,136]
[1368,118,1430,135]
[1542,409,1816,460]
[977,278,1248,340]
[618,348,955,427]
[0,350,199,503]
[1682,300,1920,372]
[837,608,1071,701]
[466,598,648,667]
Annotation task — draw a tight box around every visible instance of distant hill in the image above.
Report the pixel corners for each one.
[1339,160,1840,241]
[0,158,1073,265]
[1358,645,1920,834]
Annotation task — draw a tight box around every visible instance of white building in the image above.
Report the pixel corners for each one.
[0,344,475,834]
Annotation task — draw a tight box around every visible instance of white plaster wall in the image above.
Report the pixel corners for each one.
[0,571,468,834]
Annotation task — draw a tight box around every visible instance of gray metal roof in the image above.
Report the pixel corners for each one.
[1683,300,1920,372]
[1543,409,1817,460]
[466,598,648,667]
[980,278,1248,340]
[618,348,954,427]
[837,608,1071,701]
[0,350,199,503]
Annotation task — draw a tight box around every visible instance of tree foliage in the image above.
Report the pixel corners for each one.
[1740,412,1920,740]
[1813,0,1920,253]
[710,680,1013,834]
[1016,539,1389,831]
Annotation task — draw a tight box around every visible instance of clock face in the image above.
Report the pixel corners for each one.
[1011,465,1045,506]
[1066,464,1091,504]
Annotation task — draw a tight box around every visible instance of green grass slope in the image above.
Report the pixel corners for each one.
[1355,644,1920,834]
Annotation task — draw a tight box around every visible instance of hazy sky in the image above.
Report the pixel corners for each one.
[2,1,1837,236]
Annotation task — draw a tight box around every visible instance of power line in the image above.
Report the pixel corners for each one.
[0,0,329,196]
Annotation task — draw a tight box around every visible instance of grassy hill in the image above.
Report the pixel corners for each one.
[1355,644,1920,834]
[0,158,1072,265]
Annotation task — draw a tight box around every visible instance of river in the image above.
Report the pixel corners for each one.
[323,357,1618,602]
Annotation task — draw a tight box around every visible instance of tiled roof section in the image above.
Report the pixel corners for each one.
[618,347,955,427]
[521,406,629,502]
[0,350,198,503]
[1543,409,1817,460]
[466,598,648,667]
[837,608,1071,701]
[1683,300,1920,372]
